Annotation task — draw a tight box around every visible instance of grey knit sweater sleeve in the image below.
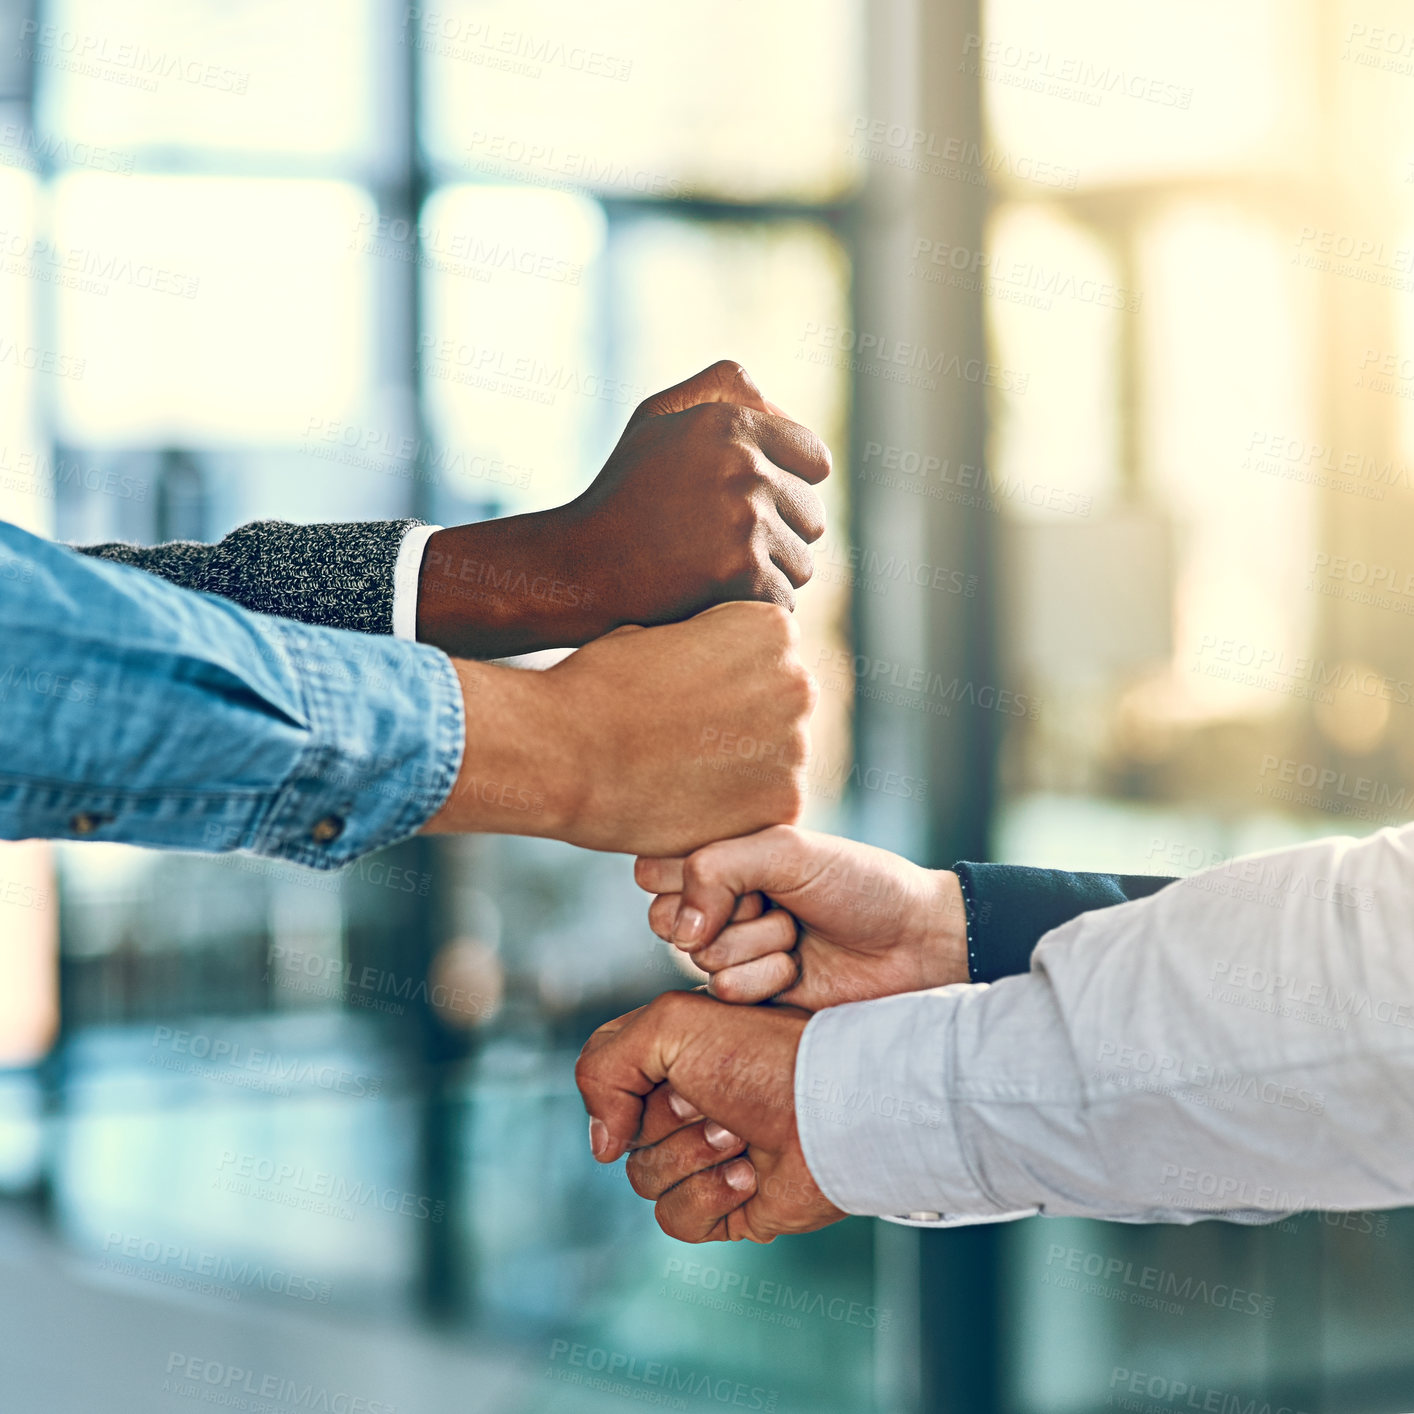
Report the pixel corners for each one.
[73,519,425,636]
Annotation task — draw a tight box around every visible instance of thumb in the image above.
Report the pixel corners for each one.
[633,359,774,420]
[576,994,712,1162]
[646,826,816,951]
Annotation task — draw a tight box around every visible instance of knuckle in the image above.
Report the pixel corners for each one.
[682,854,714,893]
[654,988,701,1026]
[708,400,749,439]
[796,667,819,711]
[726,499,758,543]
[745,566,779,604]
[711,357,748,385]
[654,988,686,1018]
[657,1207,703,1243]
[713,971,748,1004]
[779,665,815,718]
[742,557,772,595]
[758,601,793,640]
[740,485,773,527]
[740,540,774,585]
[736,450,771,490]
[771,909,799,944]
[686,401,727,439]
[783,782,807,822]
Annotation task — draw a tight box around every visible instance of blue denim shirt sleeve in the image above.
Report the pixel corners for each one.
[0,521,464,868]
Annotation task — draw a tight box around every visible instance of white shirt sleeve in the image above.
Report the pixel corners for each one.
[390,523,442,641]
[795,824,1414,1228]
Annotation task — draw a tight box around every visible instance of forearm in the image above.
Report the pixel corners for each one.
[419,656,580,838]
[13,523,592,857]
[418,511,608,658]
[73,519,423,636]
[798,828,1414,1224]
[75,513,606,658]
[1,523,460,867]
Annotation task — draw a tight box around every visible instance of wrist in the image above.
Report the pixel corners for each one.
[421,657,582,839]
[915,869,971,988]
[416,509,608,657]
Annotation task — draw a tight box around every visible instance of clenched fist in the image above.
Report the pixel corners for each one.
[576,991,845,1244]
[569,360,831,621]
[418,361,832,658]
[424,602,818,857]
[636,826,970,1007]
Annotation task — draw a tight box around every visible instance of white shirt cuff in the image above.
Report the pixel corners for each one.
[794,990,1039,1228]
[391,523,442,641]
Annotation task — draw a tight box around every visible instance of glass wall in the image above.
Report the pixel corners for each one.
[0,2,877,1411]
[981,1,1414,1408]
[5,1,1414,1410]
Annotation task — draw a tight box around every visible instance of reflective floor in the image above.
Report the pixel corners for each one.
[2,1010,883,1414]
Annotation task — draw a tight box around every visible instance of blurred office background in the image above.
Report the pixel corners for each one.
[1,0,1413,1410]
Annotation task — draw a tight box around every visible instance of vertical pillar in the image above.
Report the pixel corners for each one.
[855,1,1002,1409]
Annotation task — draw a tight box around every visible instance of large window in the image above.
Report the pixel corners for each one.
[982,2,1414,1407]
[0,2,886,1412]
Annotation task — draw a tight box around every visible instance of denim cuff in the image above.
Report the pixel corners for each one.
[245,620,464,869]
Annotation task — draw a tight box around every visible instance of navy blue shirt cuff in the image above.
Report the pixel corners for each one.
[953,863,1176,984]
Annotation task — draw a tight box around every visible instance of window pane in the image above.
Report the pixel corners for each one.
[0,1,30,99]
[1395,230,1414,463]
[0,164,46,532]
[419,184,607,516]
[1337,0,1414,192]
[31,0,394,168]
[986,203,1124,520]
[50,175,376,444]
[610,218,850,448]
[1140,202,1318,717]
[981,0,1319,188]
[419,0,865,202]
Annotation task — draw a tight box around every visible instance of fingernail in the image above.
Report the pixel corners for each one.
[704,1122,741,1150]
[589,1117,609,1159]
[724,1159,756,1192]
[673,906,706,946]
[667,1089,702,1122]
